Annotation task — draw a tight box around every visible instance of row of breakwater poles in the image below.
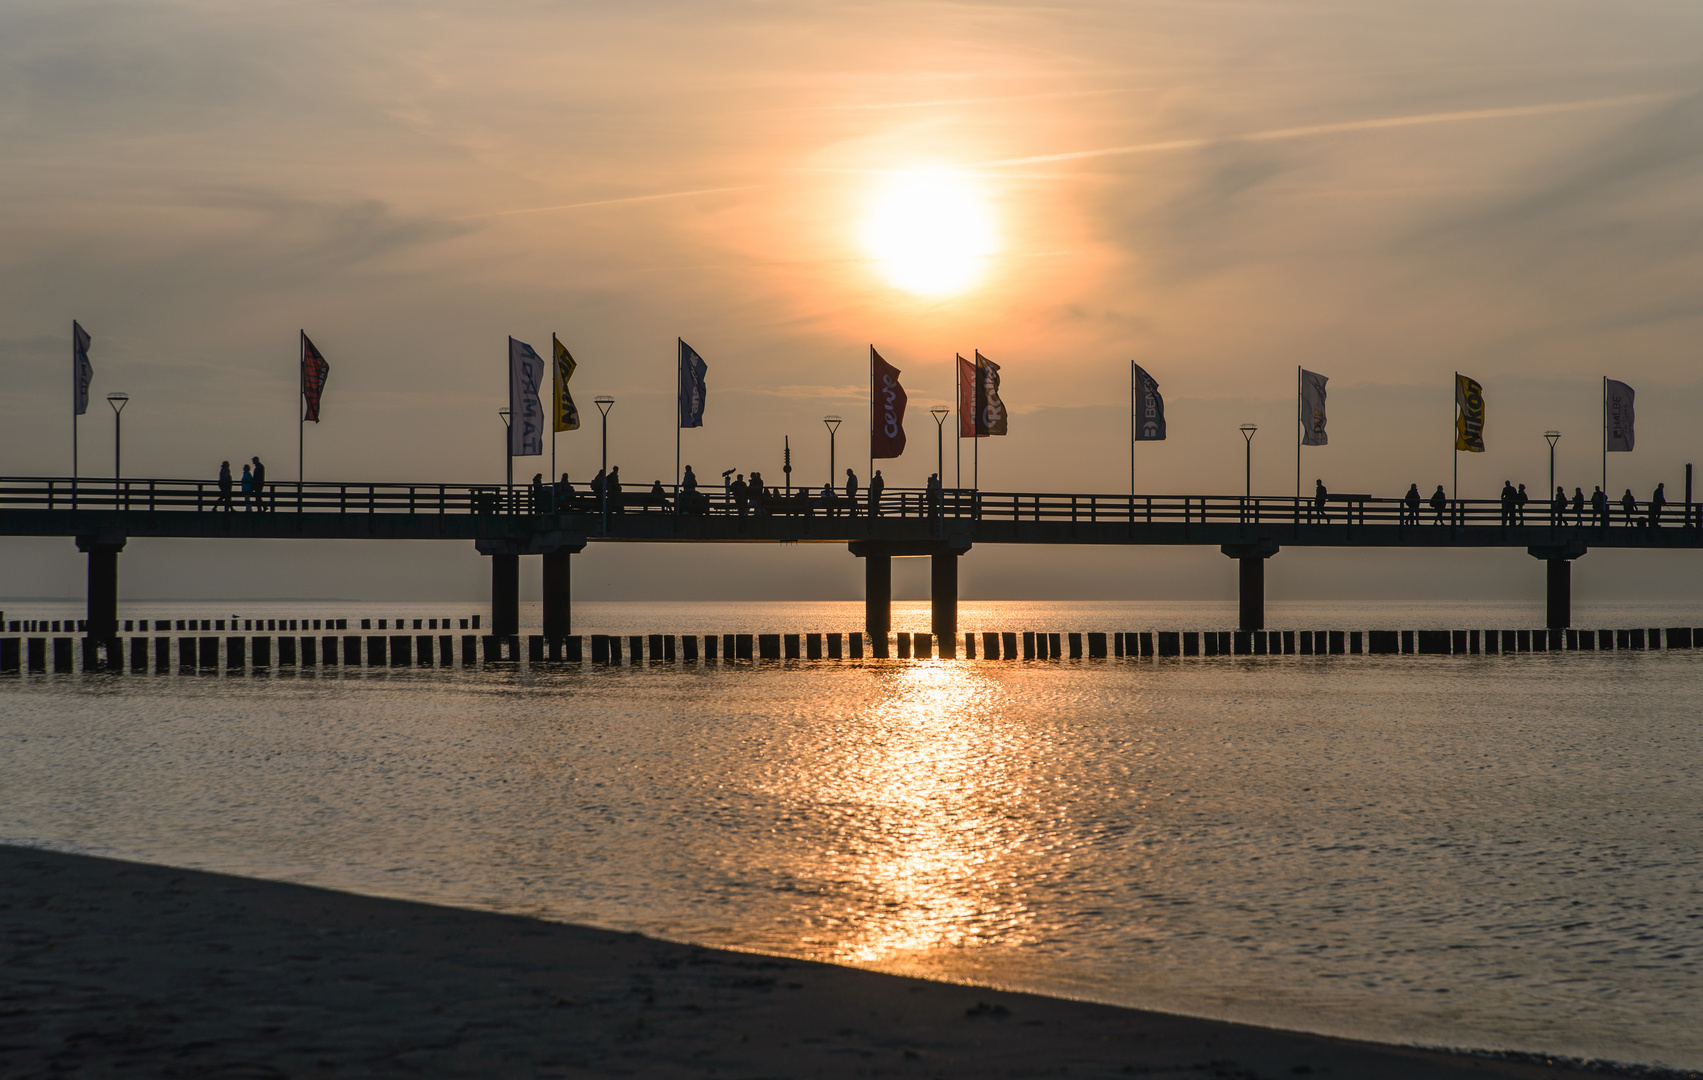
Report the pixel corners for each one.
[5,626,1699,674]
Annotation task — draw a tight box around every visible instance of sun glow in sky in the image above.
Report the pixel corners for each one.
[861,169,997,296]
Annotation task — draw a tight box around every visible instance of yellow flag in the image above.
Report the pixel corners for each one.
[1455,373,1484,452]
[552,334,580,432]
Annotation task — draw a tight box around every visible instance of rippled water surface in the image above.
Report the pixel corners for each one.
[3,600,1702,1069]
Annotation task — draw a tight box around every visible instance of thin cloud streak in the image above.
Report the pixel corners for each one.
[471,186,765,219]
[977,93,1678,166]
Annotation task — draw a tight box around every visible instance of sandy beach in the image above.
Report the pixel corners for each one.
[2,845,1683,1079]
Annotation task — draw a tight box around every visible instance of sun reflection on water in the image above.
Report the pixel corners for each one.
[794,663,1043,969]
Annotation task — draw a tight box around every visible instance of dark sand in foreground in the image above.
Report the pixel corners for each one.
[0,846,1674,1078]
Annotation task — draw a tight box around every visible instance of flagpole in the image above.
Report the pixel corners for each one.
[956,355,962,496]
[1601,375,1607,501]
[868,345,873,488]
[552,333,559,489]
[675,338,682,502]
[972,350,979,493]
[1130,360,1136,504]
[1295,365,1302,524]
[298,329,306,513]
[1452,372,1458,529]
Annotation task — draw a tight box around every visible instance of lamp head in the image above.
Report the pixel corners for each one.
[594,395,615,416]
[823,414,841,432]
[1239,423,1257,440]
[107,391,129,413]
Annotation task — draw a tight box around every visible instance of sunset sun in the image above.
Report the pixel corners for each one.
[861,169,997,296]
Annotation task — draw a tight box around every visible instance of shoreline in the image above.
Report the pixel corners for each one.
[3,845,1692,1079]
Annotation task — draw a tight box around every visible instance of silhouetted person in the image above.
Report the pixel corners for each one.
[1402,483,1420,524]
[1499,481,1516,526]
[1551,486,1566,527]
[869,470,884,517]
[679,465,698,514]
[217,461,234,513]
[821,481,837,517]
[607,466,623,513]
[240,463,255,512]
[749,471,766,516]
[557,472,574,513]
[590,468,606,514]
[1591,485,1607,528]
[1429,484,1446,525]
[1571,487,1584,526]
[1650,482,1666,528]
[1621,488,1636,525]
[926,473,942,518]
[251,456,267,512]
[731,473,748,516]
[649,480,668,510]
[844,469,859,517]
[531,472,546,514]
[1516,483,1529,524]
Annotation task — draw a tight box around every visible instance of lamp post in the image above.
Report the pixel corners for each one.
[823,415,841,485]
[930,406,949,484]
[106,393,128,481]
[595,396,615,532]
[1239,422,1257,500]
[1545,430,1560,500]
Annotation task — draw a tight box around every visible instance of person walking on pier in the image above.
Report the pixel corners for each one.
[731,473,748,517]
[926,473,943,519]
[1549,486,1567,527]
[1402,483,1420,524]
[1592,485,1608,528]
[1499,481,1516,526]
[749,471,766,516]
[217,461,235,513]
[1428,484,1447,525]
[557,473,575,513]
[1571,487,1585,526]
[869,470,884,517]
[240,463,255,511]
[1310,479,1328,524]
[251,456,268,512]
[1621,488,1637,526]
[531,473,546,514]
[844,469,859,517]
[821,480,838,517]
[589,467,606,513]
[607,466,623,513]
[1650,482,1667,528]
[1516,483,1529,524]
[679,465,699,514]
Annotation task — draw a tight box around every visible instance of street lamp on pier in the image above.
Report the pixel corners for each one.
[498,407,512,511]
[106,393,128,481]
[1239,423,1257,502]
[823,415,841,484]
[595,396,615,531]
[930,406,949,485]
[1545,430,1560,499]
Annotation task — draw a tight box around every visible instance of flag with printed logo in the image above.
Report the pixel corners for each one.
[1132,363,1166,440]
[552,334,580,432]
[1300,368,1327,446]
[509,337,546,456]
[870,346,907,458]
[678,338,707,428]
[301,332,329,422]
[73,321,93,416]
[1454,373,1485,453]
[1605,378,1634,452]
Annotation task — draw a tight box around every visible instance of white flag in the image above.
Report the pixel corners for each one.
[1605,379,1634,453]
[508,337,545,457]
[1299,368,1328,446]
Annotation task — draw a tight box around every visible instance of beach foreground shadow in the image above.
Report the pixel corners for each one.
[0,845,1675,1078]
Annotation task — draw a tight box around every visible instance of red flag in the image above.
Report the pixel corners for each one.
[957,354,977,437]
[301,332,330,422]
[870,346,907,459]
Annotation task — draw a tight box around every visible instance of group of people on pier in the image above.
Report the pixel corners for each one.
[518,466,971,520]
[214,457,271,513]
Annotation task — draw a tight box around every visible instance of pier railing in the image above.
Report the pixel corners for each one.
[0,477,1694,531]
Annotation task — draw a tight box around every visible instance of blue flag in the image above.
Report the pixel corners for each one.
[1132,362,1165,440]
[678,338,707,428]
[73,320,93,416]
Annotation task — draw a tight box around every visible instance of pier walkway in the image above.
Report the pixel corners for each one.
[4,475,1700,648]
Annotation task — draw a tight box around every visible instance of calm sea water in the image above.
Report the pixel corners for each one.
[4,599,1702,1069]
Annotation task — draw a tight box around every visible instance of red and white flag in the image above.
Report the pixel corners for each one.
[870,346,907,459]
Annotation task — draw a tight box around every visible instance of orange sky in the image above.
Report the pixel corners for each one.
[4,0,1702,601]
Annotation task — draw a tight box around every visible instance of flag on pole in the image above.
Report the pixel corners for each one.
[957,354,977,437]
[870,347,907,458]
[974,351,1007,436]
[1132,363,1166,440]
[552,335,580,432]
[1605,378,1635,452]
[1454,373,1485,452]
[508,337,546,456]
[678,338,707,428]
[73,321,93,416]
[1299,368,1328,446]
[301,333,330,422]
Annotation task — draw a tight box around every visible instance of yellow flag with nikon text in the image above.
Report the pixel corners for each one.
[552,334,580,432]
[1454,373,1484,452]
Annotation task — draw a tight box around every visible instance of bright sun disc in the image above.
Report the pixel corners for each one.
[862,169,996,296]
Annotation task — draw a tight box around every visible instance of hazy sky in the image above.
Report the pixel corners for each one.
[4,0,1702,604]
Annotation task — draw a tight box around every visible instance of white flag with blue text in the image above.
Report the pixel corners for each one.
[508,337,546,456]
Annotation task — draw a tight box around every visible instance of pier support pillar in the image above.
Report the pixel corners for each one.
[931,551,957,658]
[1529,543,1586,629]
[1221,540,1279,632]
[490,554,520,638]
[542,549,573,638]
[76,531,126,638]
[865,553,891,656]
